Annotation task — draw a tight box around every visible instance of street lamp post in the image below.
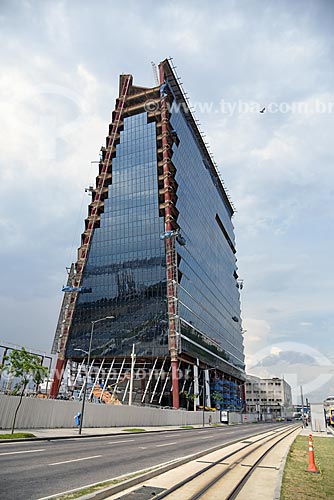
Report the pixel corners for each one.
[202,367,216,427]
[76,316,114,435]
[202,369,206,428]
[128,344,136,406]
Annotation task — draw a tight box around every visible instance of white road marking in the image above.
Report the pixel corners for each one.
[48,454,102,466]
[107,439,135,444]
[139,446,148,449]
[0,449,45,456]
[198,430,209,433]
[0,440,39,447]
[70,435,118,440]
[155,442,177,447]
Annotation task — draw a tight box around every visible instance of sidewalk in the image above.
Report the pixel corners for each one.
[299,426,334,438]
[0,424,206,440]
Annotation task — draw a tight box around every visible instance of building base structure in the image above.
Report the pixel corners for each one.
[61,355,244,411]
[50,58,246,409]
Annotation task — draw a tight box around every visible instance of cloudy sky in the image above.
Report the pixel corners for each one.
[0,0,333,403]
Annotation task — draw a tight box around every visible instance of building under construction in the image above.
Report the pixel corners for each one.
[50,59,245,410]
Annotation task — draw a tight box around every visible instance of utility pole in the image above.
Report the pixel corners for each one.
[300,385,304,415]
[129,344,136,406]
[77,316,114,435]
[78,322,94,436]
[202,369,206,427]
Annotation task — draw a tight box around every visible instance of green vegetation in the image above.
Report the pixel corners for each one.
[122,428,146,432]
[53,480,119,499]
[181,425,194,429]
[281,435,334,500]
[53,467,157,499]
[180,391,198,411]
[0,433,35,439]
[2,348,49,433]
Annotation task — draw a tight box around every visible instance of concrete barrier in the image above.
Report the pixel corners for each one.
[0,395,220,430]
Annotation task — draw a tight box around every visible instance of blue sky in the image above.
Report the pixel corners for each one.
[0,0,333,403]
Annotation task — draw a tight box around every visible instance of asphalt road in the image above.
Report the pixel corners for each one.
[0,423,288,500]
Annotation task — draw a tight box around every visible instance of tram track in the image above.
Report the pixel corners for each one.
[145,425,300,500]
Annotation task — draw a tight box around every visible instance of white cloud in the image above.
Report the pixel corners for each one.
[243,317,272,368]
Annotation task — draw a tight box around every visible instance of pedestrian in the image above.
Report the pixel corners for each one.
[208,415,212,426]
[74,411,82,427]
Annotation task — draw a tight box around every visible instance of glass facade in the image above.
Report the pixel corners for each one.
[66,112,168,358]
[64,91,244,377]
[170,107,245,372]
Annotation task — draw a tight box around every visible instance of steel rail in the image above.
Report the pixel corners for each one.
[225,426,299,500]
[191,425,299,500]
[153,425,299,500]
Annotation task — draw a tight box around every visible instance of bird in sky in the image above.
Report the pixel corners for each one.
[260,107,266,113]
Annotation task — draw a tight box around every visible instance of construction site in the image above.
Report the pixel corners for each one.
[50,58,246,412]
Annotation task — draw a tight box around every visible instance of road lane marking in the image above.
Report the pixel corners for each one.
[107,440,135,444]
[139,446,148,449]
[48,455,102,466]
[69,435,121,440]
[0,440,41,446]
[155,442,177,447]
[0,449,45,456]
[197,430,209,433]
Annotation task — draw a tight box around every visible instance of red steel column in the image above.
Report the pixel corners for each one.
[49,358,66,398]
[159,63,179,410]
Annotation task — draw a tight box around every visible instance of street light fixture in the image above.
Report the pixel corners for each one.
[75,315,115,435]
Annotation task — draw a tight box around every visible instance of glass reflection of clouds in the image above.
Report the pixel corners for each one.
[66,112,167,359]
[66,102,244,377]
[170,107,245,371]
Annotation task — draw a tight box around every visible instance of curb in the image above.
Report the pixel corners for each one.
[273,427,301,499]
[0,426,212,443]
[0,423,272,443]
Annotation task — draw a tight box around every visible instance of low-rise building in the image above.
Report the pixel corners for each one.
[245,375,292,420]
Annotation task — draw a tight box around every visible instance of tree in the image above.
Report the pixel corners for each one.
[211,391,224,409]
[3,348,49,434]
[181,391,198,411]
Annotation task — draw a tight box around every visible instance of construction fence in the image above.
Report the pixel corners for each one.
[0,395,220,430]
[0,396,262,430]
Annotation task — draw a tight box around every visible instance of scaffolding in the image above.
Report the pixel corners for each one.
[65,356,175,407]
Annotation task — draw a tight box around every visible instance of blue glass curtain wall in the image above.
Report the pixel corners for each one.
[66,112,168,358]
[170,108,245,371]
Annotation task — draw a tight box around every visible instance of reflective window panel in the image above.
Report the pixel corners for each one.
[66,112,168,358]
